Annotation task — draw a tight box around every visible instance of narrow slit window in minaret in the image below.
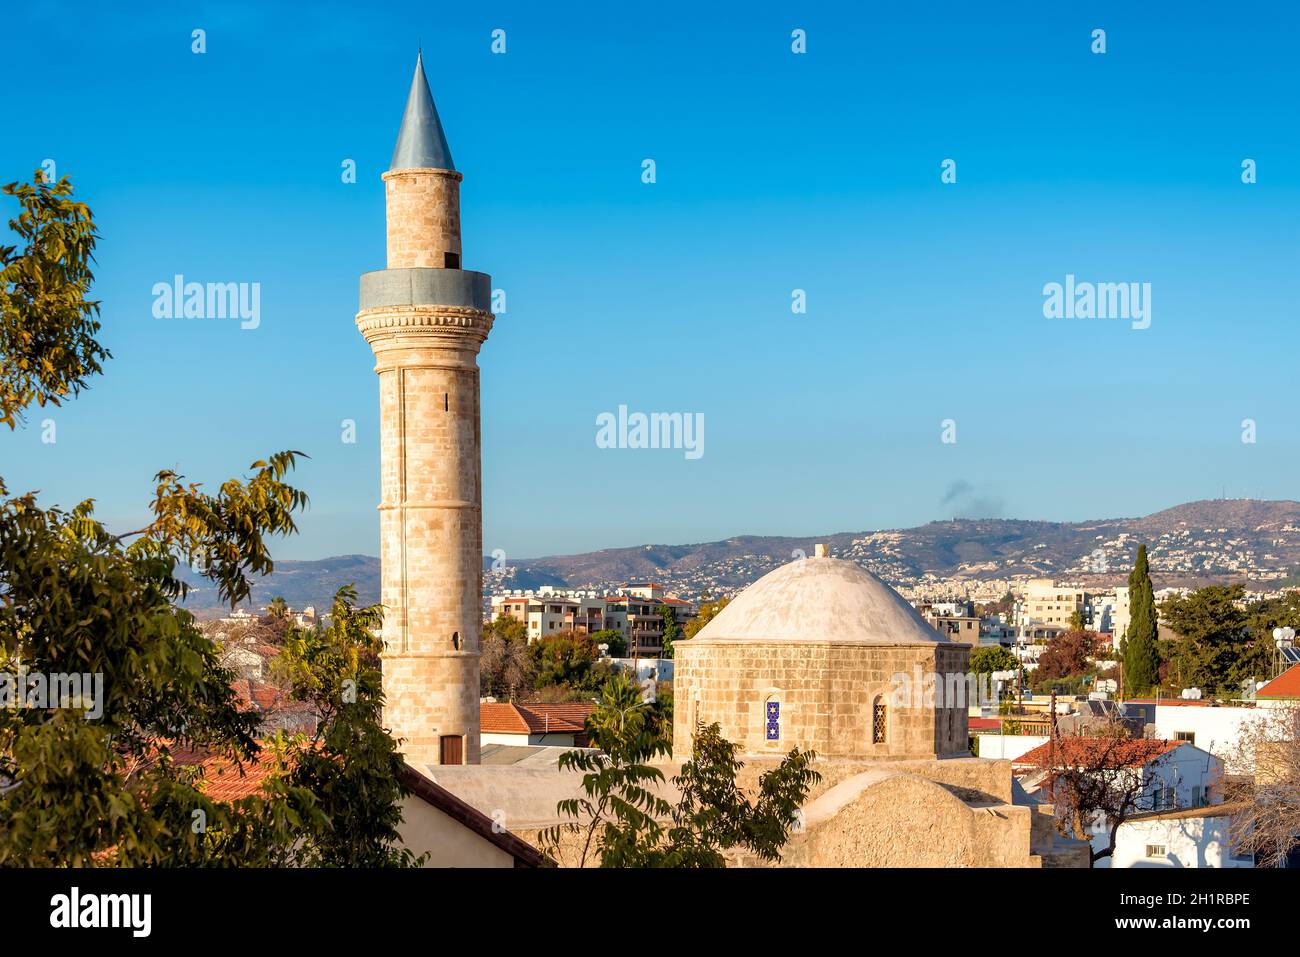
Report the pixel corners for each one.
[444,392,449,412]
[451,631,461,650]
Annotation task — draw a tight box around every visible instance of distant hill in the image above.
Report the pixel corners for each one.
[493,499,1300,595]
[182,499,1300,613]
[179,555,381,618]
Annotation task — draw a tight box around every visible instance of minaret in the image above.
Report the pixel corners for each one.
[357,53,493,766]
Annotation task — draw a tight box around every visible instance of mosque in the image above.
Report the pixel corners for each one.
[360,55,1089,868]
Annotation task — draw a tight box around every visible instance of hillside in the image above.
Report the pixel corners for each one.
[183,499,1300,614]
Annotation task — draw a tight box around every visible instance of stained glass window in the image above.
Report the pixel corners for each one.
[766,700,780,741]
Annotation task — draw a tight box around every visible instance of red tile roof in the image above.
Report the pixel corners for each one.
[1014,737,1185,769]
[1256,663,1300,700]
[479,703,532,734]
[969,717,1001,731]
[480,701,593,735]
[198,754,281,801]
[250,685,284,710]
[522,702,595,729]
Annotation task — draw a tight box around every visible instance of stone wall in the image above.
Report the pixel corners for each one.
[673,640,972,762]
[359,159,491,768]
[384,168,462,269]
[777,773,1038,867]
[358,306,493,767]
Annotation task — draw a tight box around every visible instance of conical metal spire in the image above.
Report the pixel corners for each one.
[390,51,455,171]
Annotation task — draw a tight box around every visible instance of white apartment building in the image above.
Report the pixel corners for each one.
[1023,578,1088,628]
[1016,739,1226,863]
[1141,702,1274,774]
[490,585,695,655]
[1110,585,1131,642]
[1107,805,1253,868]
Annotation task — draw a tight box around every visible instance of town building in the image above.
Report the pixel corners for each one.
[921,599,982,645]
[490,586,695,654]
[1123,699,1273,773]
[197,752,545,867]
[1110,585,1131,643]
[1014,738,1222,812]
[480,702,594,748]
[1106,803,1253,868]
[1013,738,1224,862]
[1022,578,1088,628]
[1256,662,1300,707]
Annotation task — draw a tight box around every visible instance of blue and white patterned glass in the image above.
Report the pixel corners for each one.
[766,701,780,740]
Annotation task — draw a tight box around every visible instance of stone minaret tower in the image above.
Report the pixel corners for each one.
[356,53,493,767]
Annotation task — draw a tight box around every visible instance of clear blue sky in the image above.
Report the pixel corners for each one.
[2,1,1298,560]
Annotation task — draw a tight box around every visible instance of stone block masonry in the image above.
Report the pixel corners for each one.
[358,56,492,767]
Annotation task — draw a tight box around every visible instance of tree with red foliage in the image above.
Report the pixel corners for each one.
[1035,630,1099,683]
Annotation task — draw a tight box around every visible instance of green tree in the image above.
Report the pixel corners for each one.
[484,614,527,644]
[590,628,626,657]
[1159,585,1249,695]
[541,674,820,867]
[659,605,679,659]
[0,465,419,865]
[266,596,290,621]
[0,174,109,428]
[532,630,598,689]
[271,586,421,866]
[1122,545,1160,696]
[1241,592,1300,689]
[969,645,1018,676]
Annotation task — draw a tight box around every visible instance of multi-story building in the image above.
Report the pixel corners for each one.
[1110,585,1131,641]
[924,612,981,645]
[1022,578,1089,628]
[977,616,1017,647]
[600,593,696,657]
[490,586,695,654]
[494,595,578,640]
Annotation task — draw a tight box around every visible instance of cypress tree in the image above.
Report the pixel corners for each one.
[1123,544,1160,696]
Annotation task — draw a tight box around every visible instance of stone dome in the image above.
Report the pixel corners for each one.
[693,555,952,646]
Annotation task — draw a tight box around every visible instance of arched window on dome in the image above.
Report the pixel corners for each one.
[872,695,887,744]
[764,693,781,743]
